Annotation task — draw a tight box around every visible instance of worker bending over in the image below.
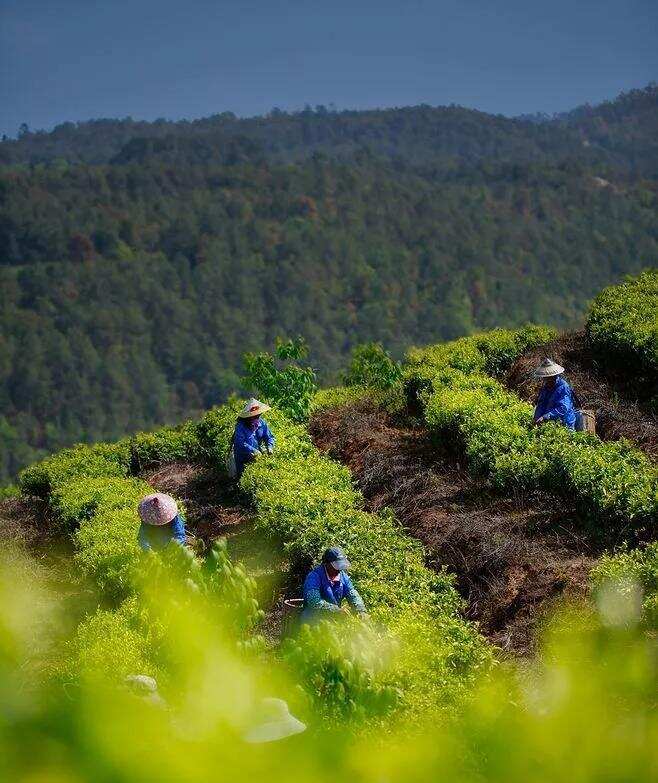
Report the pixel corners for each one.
[232,398,276,478]
[301,546,367,624]
[532,358,577,430]
[137,493,187,551]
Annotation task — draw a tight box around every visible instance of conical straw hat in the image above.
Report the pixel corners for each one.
[244,698,306,743]
[238,398,271,418]
[533,358,565,378]
[138,493,179,526]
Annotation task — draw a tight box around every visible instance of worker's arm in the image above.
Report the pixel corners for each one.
[303,570,341,613]
[258,421,275,453]
[343,574,367,614]
[170,515,187,545]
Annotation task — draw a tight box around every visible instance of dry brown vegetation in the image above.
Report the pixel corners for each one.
[310,402,600,655]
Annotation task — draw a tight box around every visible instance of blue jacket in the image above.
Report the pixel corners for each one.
[534,376,577,430]
[232,418,275,473]
[138,514,187,551]
[301,565,366,624]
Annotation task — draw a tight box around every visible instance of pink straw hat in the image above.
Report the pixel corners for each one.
[138,493,179,526]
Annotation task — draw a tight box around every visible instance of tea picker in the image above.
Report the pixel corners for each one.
[227,398,276,479]
[300,546,367,624]
[137,493,188,551]
[532,359,580,431]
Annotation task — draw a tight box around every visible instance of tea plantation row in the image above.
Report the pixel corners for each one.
[17,396,491,723]
[402,325,658,625]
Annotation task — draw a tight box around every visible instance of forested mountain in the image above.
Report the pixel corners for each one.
[3,84,657,174]
[1,85,657,480]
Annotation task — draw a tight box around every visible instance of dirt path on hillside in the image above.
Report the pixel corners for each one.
[507,330,658,461]
[310,403,600,655]
[140,462,293,640]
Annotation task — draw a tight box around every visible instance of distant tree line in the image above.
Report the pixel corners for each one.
[0,85,656,481]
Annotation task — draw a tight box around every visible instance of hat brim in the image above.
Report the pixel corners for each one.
[138,495,179,526]
[330,558,350,571]
[534,365,564,378]
[244,717,306,744]
[238,404,271,418]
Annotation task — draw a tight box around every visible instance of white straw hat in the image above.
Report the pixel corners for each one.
[238,398,271,418]
[533,358,565,378]
[138,493,179,526]
[243,698,306,744]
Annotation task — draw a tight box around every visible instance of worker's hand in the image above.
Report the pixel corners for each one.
[535,416,544,426]
[267,447,274,455]
[340,605,351,614]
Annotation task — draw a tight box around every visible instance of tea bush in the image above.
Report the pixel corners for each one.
[591,543,658,627]
[311,385,372,413]
[406,324,557,384]
[64,598,157,684]
[343,343,403,390]
[74,505,143,596]
[411,333,658,531]
[587,270,658,385]
[0,484,19,500]
[129,421,201,471]
[282,618,403,723]
[19,441,131,498]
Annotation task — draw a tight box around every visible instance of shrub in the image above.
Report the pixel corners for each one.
[129,421,201,472]
[406,325,557,384]
[587,270,658,385]
[0,484,19,501]
[591,543,658,627]
[282,618,402,724]
[62,598,157,684]
[343,343,403,390]
[52,476,150,532]
[311,385,372,413]
[19,441,131,499]
[74,505,143,597]
[243,337,318,422]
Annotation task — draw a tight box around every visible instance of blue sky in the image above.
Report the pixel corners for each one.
[2,0,656,138]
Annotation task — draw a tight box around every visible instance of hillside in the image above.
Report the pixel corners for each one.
[1,86,657,481]
[1,273,657,778]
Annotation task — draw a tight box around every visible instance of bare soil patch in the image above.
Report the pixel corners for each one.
[310,402,600,655]
[140,461,250,544]
[0,496,56,549]
[506,330,658,461]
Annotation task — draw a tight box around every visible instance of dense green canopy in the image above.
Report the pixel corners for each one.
[1,85,657,480]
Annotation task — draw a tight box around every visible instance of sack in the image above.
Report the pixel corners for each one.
[226,445,238,479]
[575,409,596,434]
